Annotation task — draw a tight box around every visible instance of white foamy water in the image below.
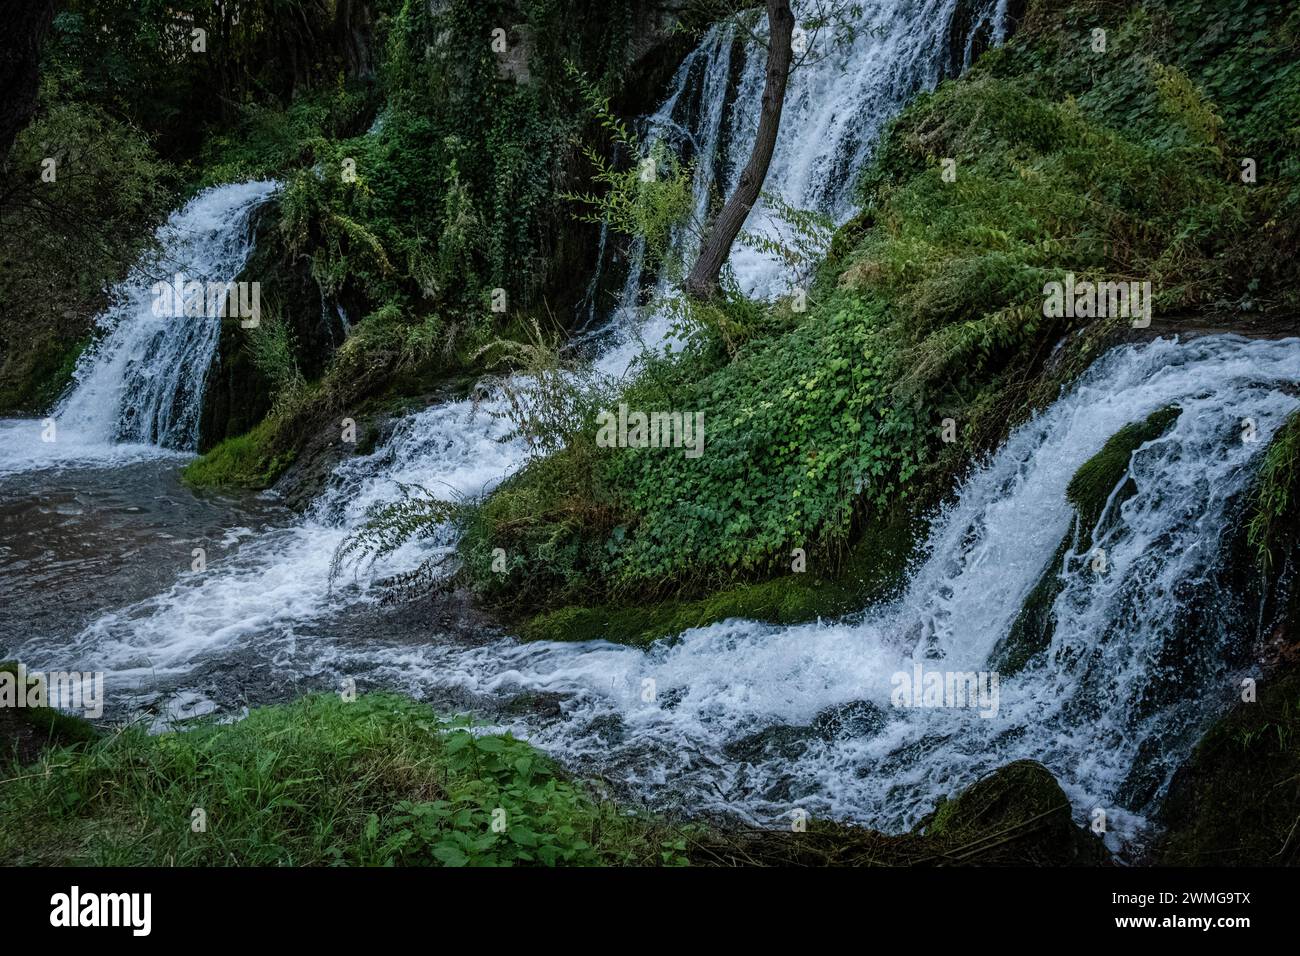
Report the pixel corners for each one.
[586,0,1009,366]
[27,0,1009,674]
[315,334,1300,847]
[18,0,1275,853]
[15,395,524,677]
[0,181,277,475]
[669,0,1009,301]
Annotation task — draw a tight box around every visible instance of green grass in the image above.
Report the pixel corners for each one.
[1246,410,1300,571]
[0,662,102,754]
[0,693,689,867]
[182,418,297,490]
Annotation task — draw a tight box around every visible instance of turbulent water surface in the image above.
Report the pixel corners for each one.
[6,1,1290,856]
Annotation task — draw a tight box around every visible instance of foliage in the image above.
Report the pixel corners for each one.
[196,81,376,188]
[0,93,175,413]
[475,316,617,460]
[181,417,296,489]
[245,306,306,410]
[329,485,467,597]
[563,64,697,274]
[44,0,389,157]
[736,190,835,295]
[0,693,688,866]
[453,0,1300,611]
[520,511,915,645]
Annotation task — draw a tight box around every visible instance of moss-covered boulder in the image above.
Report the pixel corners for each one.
[1066,405,1182,549]
[690,759,1109,866]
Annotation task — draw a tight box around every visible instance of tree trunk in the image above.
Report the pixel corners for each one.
[0,0,55,158]
[684,0,794,301]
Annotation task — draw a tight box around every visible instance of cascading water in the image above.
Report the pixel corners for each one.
[21,0,1288,856]
[589,0,1010,364]
[30,0,1012,675]
[315,334,1300,851]
[0,180,277,473]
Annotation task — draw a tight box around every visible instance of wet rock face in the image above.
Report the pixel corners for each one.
[197,201,350,452]
[1154,566,1300,866]
[944,0,1026,80]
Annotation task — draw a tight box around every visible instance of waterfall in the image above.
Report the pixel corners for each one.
[0,181,277,473]
[34,0,1012,675]
[592,0,1012,326]
[8,0,1290,858]
[46,0,1285,852]
[318,334,1300,848]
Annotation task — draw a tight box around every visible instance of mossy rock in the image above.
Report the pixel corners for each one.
[0,662,101,766]
[0,334,91,416]
[994,539,1070,676]
[1155,666,1300,865]
[182,417,298,490]
[1066,405,1181,548]
[519,514,917,647]
[690,760,1109,866]
[1243,409,1300,574]
[991,405,1182,675]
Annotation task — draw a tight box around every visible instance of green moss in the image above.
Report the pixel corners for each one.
[0,692,689,867]
[520,515,916,646]
[0,335,91,415]
[181,418,296,490]
[1066,405,1182,543]
[915,760,1105,865]
[1246,410,1300,572]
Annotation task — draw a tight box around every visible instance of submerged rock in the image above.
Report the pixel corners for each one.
[724,701,889,764]
[723,724,816,763]
[811,700,889,741]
